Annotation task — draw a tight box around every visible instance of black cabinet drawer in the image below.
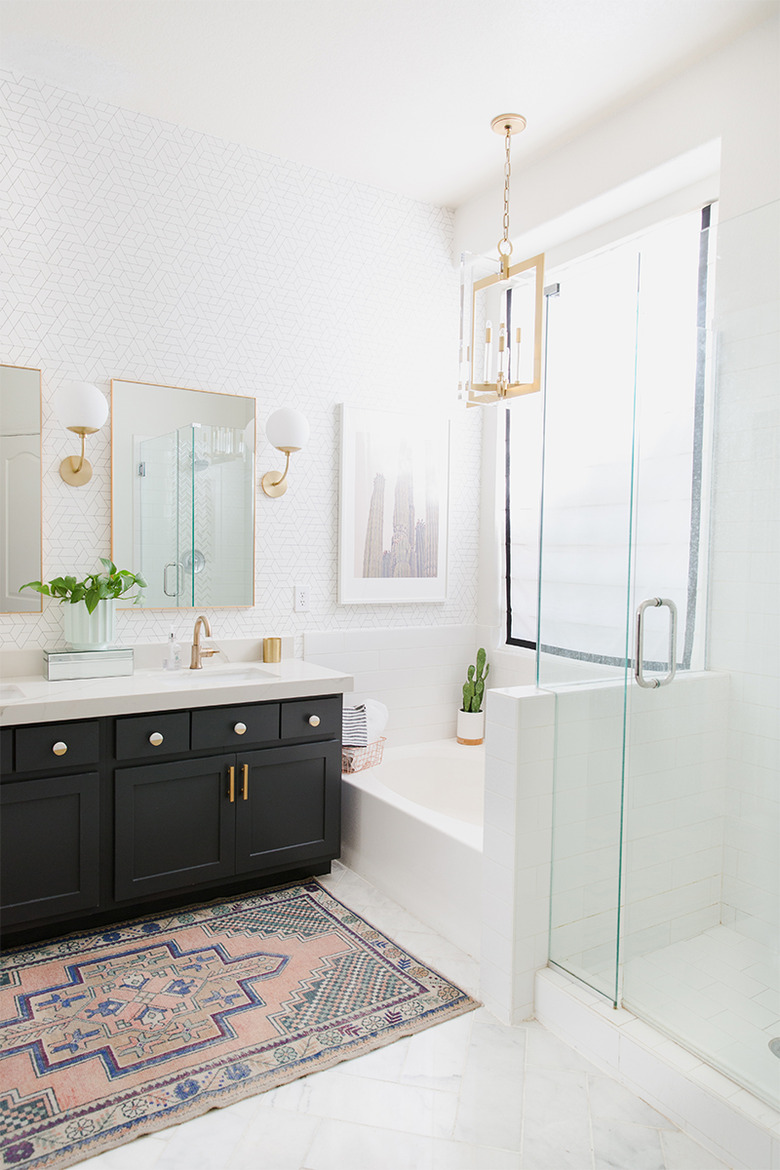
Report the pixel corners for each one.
[116,711,190,760]
[15,720,100,773]
[280,696,341,741]
[191,703,280,750]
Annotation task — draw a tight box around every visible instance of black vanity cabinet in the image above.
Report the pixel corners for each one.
[0,719,102,928]
[0,693,342,944]
[1,770,101,928]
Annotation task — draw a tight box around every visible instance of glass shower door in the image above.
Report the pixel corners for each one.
[544,208,709,1005]
[138,426,195,606]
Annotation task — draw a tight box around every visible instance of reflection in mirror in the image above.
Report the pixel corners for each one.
[0,364,42,613]
[111,380,255,608]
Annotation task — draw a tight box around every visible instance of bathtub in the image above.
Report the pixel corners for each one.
[340,738,484,958]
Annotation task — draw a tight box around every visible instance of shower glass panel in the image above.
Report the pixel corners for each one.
[544,199,780,1110]
[544,209,708,1005]
[139,423,253,607]
[622,200,780,1109]
[542,240,641,1002]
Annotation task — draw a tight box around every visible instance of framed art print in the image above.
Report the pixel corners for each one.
[338,405,449,604]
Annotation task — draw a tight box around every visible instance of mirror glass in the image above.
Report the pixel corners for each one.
[0,364,42,613]
[111,380,255,608]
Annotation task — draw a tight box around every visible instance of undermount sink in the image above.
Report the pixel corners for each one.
[161,665,277,685]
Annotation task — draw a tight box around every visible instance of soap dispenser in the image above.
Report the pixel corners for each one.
[164,631,182,671]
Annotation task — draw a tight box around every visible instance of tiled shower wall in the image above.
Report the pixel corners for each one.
[709,200,780,951]
[0,71,480,653]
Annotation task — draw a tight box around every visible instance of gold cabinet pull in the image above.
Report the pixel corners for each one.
[308,715,321,727]
[228,765,235,803]
[242,764,249,801]
[234,722,247,735]
[149,732,164,747]
[52,741,68,756]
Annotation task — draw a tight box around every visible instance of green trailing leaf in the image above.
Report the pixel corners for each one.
[461,647,490,713]
[21,563,146,611]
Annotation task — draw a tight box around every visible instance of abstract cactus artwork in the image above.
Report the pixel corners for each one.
[339,405,450,604]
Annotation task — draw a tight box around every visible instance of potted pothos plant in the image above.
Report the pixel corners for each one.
[457,647,489,745]
[22,559,146,650]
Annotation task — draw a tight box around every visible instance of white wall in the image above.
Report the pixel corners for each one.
[0,70,480,654]
[304,623,479,746]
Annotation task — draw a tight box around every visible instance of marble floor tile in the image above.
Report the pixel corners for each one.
[660,1129,734,1169]
[303,1117,524,1170]
[592,1117,666,1170]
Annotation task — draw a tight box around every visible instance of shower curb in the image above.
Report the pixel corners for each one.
[535,967,780,1170]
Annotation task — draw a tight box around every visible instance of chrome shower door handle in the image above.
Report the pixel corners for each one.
[163,562,181,597]
[635,597,678,689]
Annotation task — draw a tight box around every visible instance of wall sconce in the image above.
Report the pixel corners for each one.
[458,114,545,407]
[261,407,309,498]
[52,381,109,486]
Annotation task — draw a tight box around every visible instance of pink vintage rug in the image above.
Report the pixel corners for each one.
[0,880,478,1169]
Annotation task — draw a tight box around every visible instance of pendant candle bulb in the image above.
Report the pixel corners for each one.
[458,115,545,407]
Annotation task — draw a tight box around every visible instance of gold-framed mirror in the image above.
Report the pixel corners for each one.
[0,364,42,613]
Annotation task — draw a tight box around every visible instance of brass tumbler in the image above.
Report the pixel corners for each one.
[263,637,282,663]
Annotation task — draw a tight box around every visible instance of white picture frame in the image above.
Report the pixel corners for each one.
[338,404,449,604]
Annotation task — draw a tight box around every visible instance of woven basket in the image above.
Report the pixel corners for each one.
[341,737,386,774]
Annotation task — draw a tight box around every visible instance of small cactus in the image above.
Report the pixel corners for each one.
[461,648,490,712]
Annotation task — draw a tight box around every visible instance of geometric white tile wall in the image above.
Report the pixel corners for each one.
[0,70,481,653]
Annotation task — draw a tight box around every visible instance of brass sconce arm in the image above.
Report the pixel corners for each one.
[261,450,292,497]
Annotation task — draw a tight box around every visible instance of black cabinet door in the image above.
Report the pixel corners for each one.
[114,754,235,901]
[234,741,341,874]
[1,772,100,928]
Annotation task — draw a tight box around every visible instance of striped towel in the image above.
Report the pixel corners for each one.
[342,704,369,747]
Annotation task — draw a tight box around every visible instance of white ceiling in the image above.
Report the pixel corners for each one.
[0,0,775,207]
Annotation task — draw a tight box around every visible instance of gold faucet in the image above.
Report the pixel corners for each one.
[190,615,219,669]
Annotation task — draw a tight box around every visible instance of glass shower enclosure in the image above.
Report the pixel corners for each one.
[541,203,779,1110]
[138,422,254,608]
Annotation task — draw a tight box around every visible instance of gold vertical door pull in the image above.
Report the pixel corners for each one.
[242,764,249,800]
[228,765,235,802]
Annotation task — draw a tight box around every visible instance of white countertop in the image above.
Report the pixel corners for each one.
[0,659,354,726]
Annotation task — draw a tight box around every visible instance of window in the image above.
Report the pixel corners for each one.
[506,206,713,668]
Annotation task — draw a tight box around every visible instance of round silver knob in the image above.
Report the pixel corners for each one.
[149,732,164,747]
[234,722,247,735]
[52,741,68,756]
[308,715,321,727]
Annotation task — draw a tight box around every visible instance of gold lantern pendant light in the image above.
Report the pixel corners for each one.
[459,115,545,407]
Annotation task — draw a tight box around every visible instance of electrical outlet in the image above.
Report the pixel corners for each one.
[294,585,310,612]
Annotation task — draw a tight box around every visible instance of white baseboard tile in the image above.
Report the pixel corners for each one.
[535,967,780,1170]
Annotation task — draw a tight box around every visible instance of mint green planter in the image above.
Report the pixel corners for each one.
[63,599,116,651]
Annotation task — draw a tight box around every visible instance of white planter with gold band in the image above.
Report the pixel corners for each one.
[456,708,484,746]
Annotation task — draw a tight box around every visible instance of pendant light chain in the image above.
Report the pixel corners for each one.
[497,122,513,276]
[501,124,512,251]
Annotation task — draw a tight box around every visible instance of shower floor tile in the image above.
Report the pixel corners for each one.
[623,926,780,1108]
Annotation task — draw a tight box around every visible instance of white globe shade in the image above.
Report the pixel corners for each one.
[52,382,109,432]
[265,407,309,452]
